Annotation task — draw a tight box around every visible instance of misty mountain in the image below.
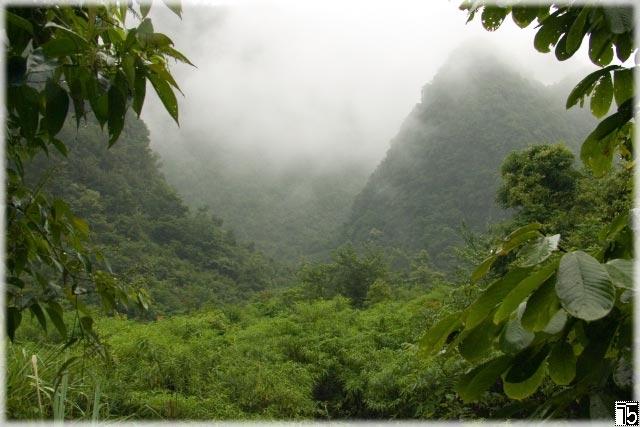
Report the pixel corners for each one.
[343,47,595,268]
[25,116,279,314]
[156,139,371,264]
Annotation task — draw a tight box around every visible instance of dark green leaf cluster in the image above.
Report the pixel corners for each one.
[5,3,191,343]
[420,3,637,415]
[421,213,632,414]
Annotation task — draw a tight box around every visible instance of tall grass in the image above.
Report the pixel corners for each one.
[7,342,106,421]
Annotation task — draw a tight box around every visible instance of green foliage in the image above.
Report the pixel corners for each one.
[6,3,191,342]
[444,12,635,415]
[6,342,105,420]
[299,245,388,307]
[555,251,615,321]
[420,164,633,417]
[10,289,510,420]
[497,144,579,225]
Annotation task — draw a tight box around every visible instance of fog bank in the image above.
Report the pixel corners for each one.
[142,0,593,172]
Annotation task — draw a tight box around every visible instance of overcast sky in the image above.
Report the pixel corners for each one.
[142,0,594,170]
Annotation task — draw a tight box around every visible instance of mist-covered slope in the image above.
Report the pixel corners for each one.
[156,141,371,264]
[344,47,595,267]
[25,116,279,314]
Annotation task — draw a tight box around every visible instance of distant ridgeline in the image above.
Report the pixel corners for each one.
[155,136,371,265]
[343,47,595,269]
[25,115,280,315]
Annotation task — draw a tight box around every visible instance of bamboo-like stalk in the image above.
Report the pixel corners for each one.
[30,355,44,418]
[91,380,102,422]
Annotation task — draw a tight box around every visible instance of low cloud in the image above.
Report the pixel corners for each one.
[142,0,594,172]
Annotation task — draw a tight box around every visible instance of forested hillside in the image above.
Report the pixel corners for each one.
[344,47,595,268]
[156,141,370,264]
[24,115,281,315]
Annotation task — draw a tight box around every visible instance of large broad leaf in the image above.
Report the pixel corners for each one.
[481,6,507,31]
[511,7,539,28]
[6,11,34,35]
[44,80,69,136]
[548,341,576,385]
[590,73,614,118]
[459,314,502,362]
[123,54,136,88]
[494,260,558,323]
[615,32,634,62]
[162,45,195,67]
[138,18,154,35]
[605,258,633,289]
[542,309,567,334]
[87,77,108,128]
[499,306,534,354]
[29,302,48,332]
[582,98,634,153]
[556,251,615,321]
[42,37,78,57]
[44,23,90,49]
[15,85,40,138]
[534,14,569,53]
[604,7,634,34]
[456,355,512,403]
[613,69,633,107]
[498,231,542,256]
[589,28,614,66]
[554,34,574,61]
[139,0,152,18]
[503,362,546,400]
[471,255,496,283]
[107,83,126,146]
[566,65,620,109]
[133,61,147,117]
[465,268,532,329]
[504,344,550,383]
[575,318,617,383]
[516,234,560,268]
[148,63,183,94]
[566,8,589,53]
[522,279,560,332]
[504,223,542,241]
[418,311,462,357]
[580,128,617,177]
